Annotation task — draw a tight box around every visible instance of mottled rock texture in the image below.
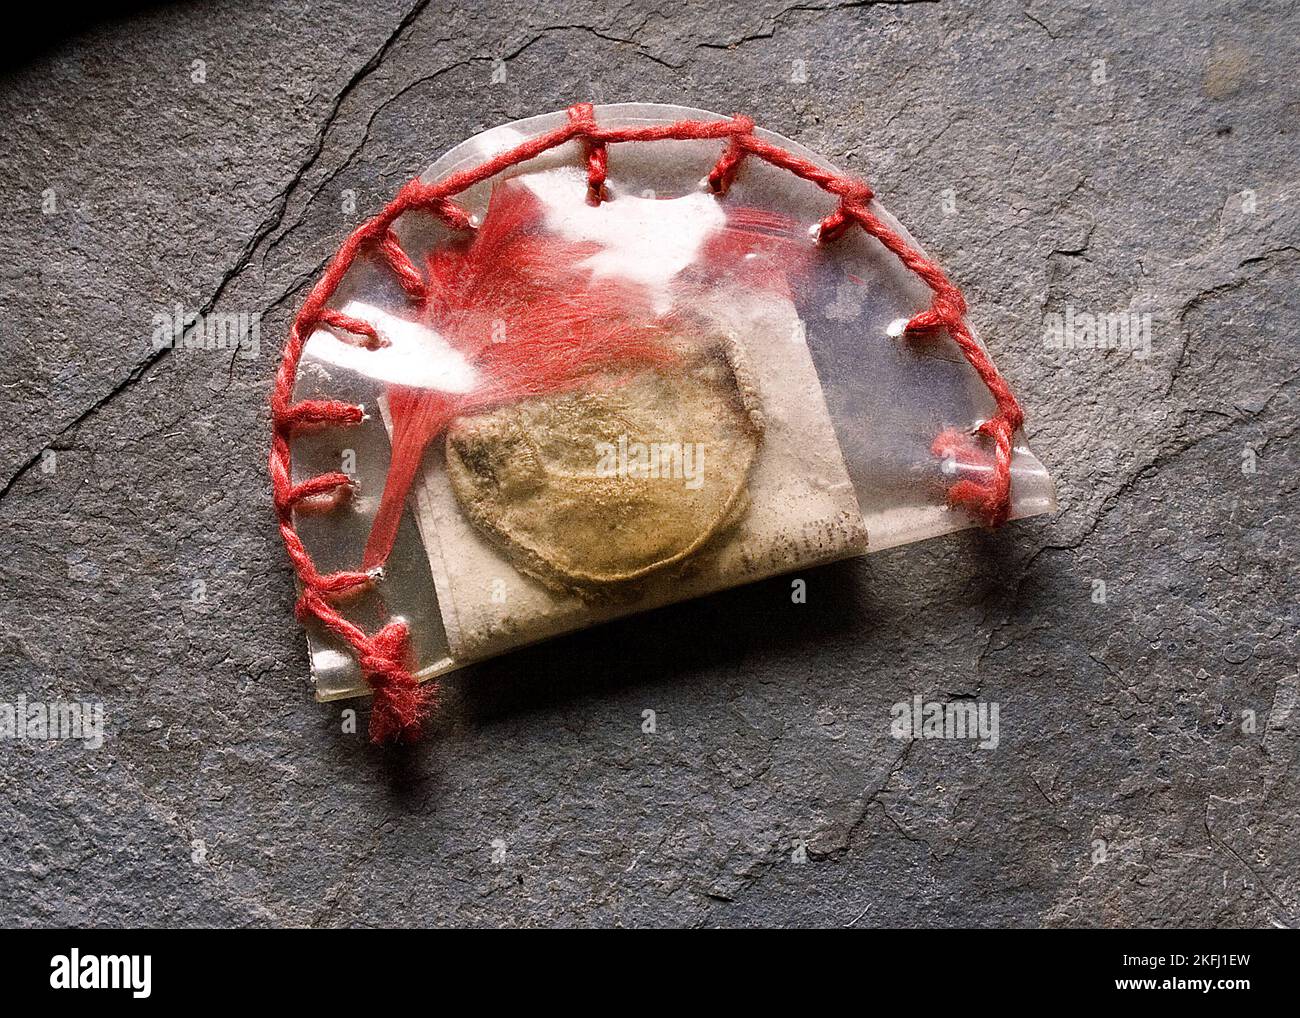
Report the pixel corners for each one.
[0,0,1296,927]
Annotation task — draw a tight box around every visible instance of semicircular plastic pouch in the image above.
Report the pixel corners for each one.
[272,102,1056,741]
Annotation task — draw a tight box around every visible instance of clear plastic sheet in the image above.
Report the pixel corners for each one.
[289,103,1056,700]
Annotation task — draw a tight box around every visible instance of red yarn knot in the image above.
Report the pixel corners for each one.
[395,179,475,230]
[706,115,755,195]
[906,284,968,335]
[942,287,967,320]
[931,417,1017,528]
[567,104,608,205]
[817,181,874,243]
[358,620,432,743]
[838,180,875,206]
[294,592,432,743]
[988,403,1024,436]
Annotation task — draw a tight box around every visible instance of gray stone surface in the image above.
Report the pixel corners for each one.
[0,0,1296,928]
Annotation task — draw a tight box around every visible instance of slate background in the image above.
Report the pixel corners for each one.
[0,0,1296,928]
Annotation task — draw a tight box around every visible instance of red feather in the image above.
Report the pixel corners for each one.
[363,186,814,569]
[363,185,673,568]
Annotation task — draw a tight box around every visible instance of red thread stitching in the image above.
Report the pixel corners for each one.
[706,114,753,195]
[376,229,428,306]
[270,107,1026,742]
[318,308,388,349]
[568,103,608,204]
[280,471,353,513]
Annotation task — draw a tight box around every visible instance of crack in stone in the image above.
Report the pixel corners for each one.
[0,0,434,508]
[1203,799,1295,923]
[266,18,695,268]
[1022,8,1060,40]
[696,0,938,51]
[997,368,1299,647]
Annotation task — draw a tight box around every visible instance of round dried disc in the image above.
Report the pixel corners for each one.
[445,334,763,599]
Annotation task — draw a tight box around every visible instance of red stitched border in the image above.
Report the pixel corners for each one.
[270,104,1025,743]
